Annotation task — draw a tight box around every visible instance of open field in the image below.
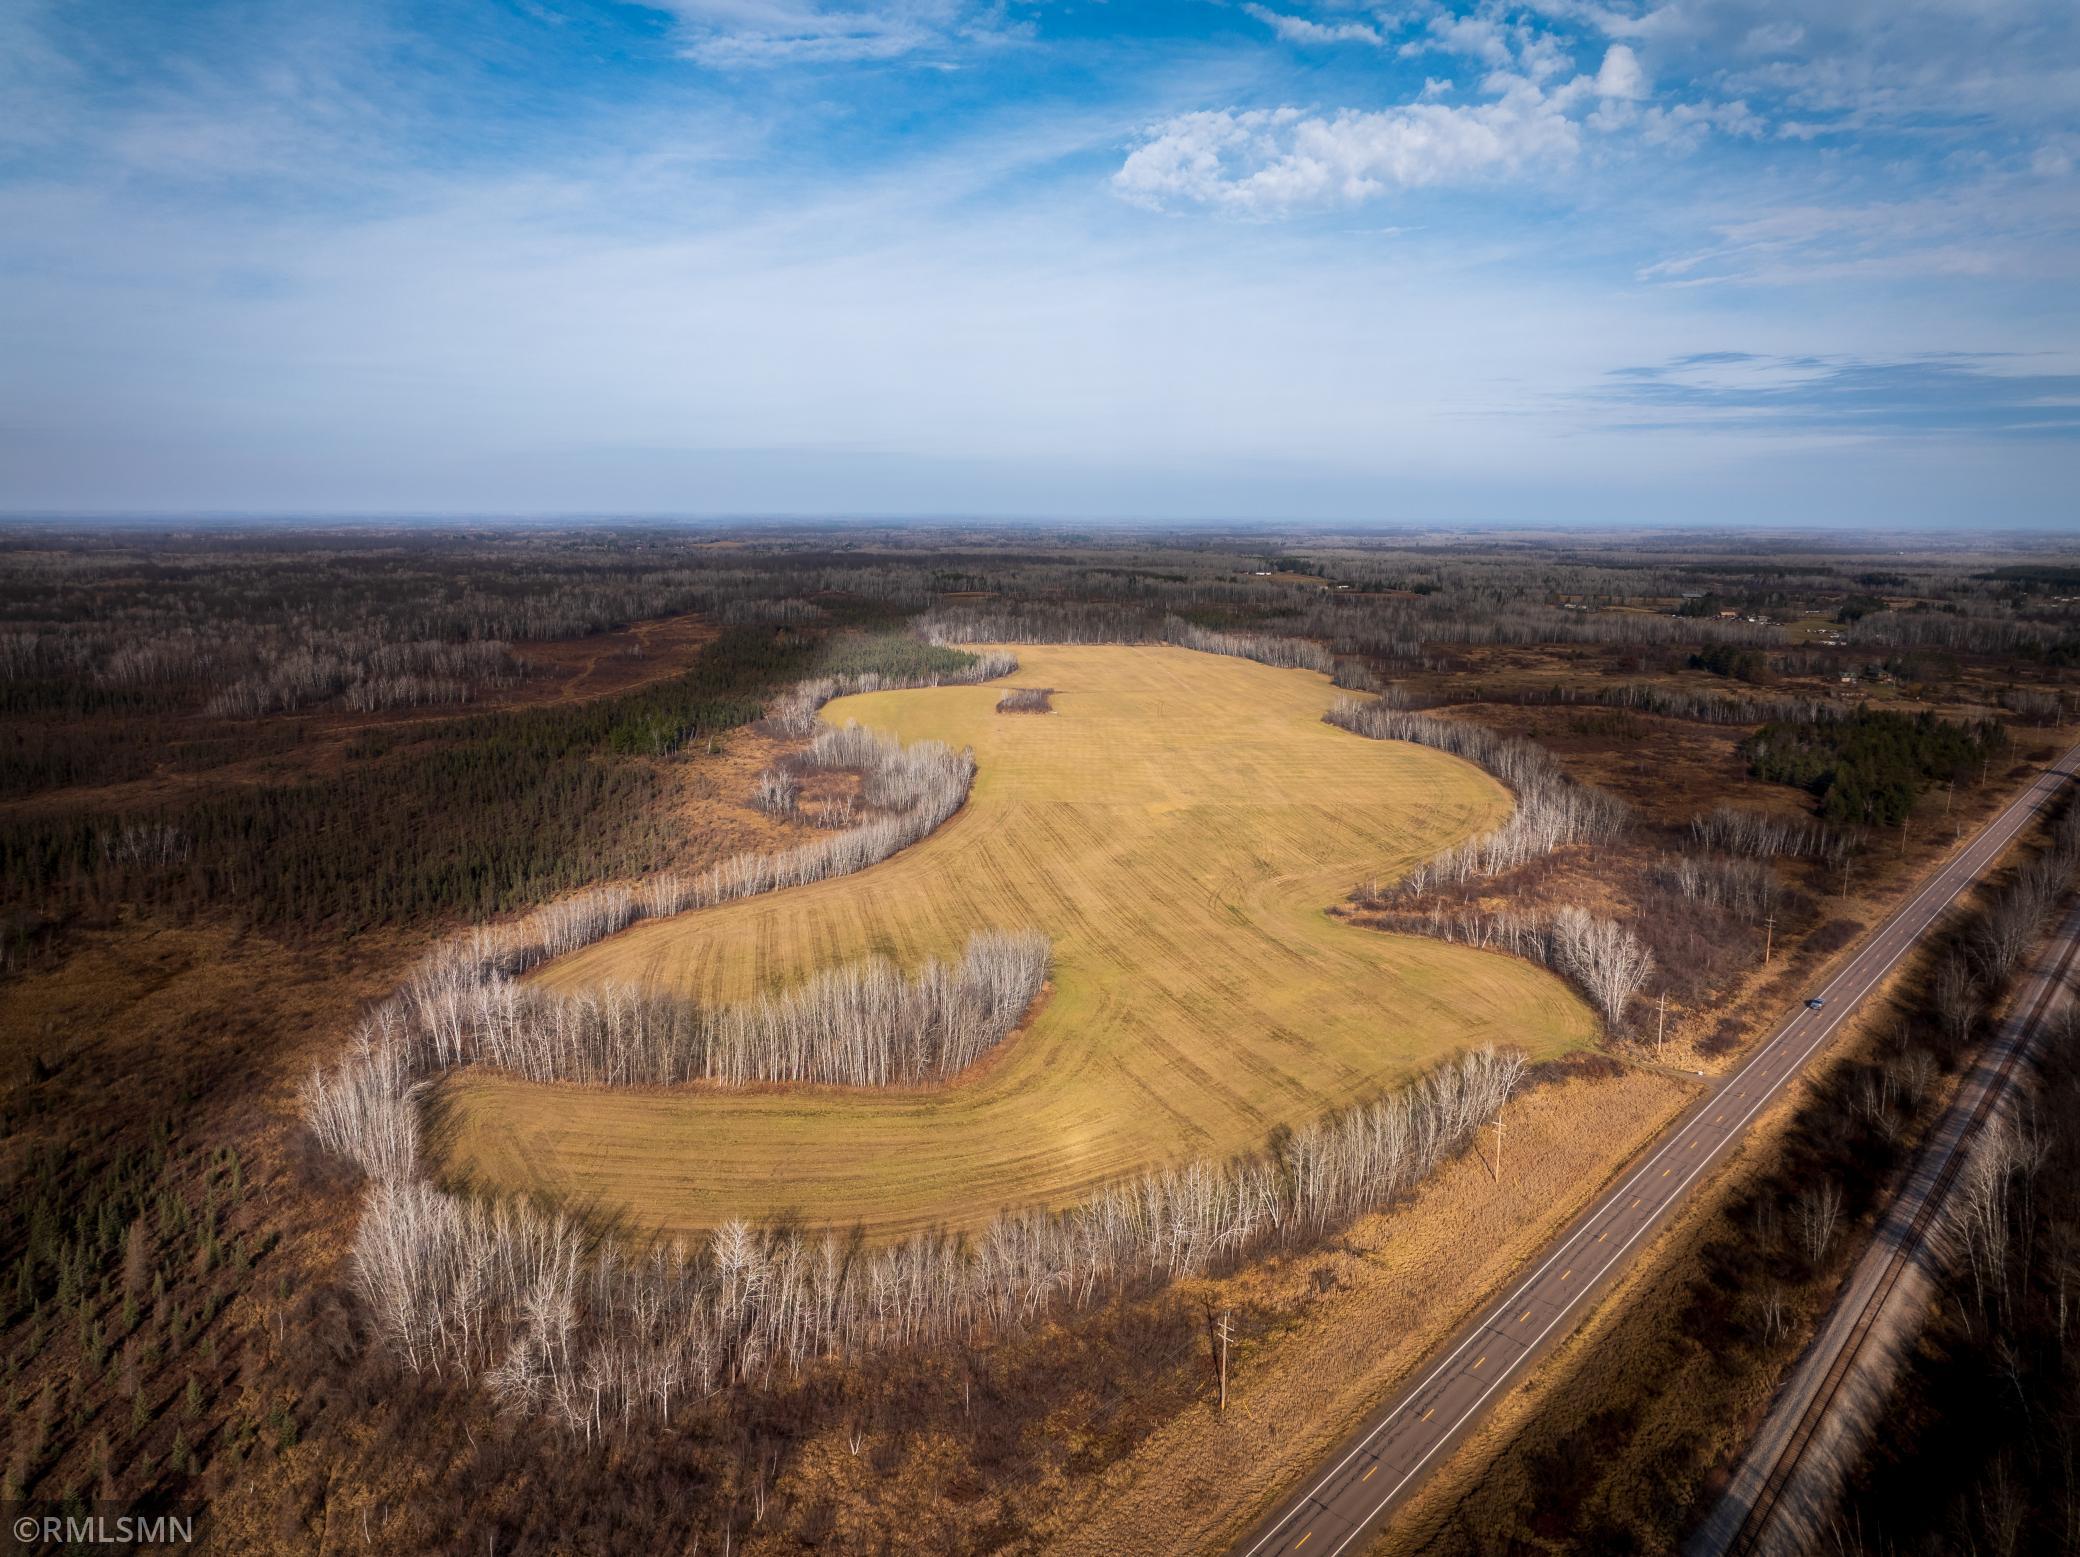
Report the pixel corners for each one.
[440,644,1598,1239]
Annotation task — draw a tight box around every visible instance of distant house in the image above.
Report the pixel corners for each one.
[1718,608,1740,620]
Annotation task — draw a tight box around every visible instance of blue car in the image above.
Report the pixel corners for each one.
[1805,997,1826,1011]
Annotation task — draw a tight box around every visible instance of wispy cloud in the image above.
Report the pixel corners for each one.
[639,0,1018,67]
[1243,6,1385,48]
[1641,179,2080,286]
[1590,353,2080,438]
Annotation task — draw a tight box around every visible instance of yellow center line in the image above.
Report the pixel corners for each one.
[1597,1230,1608,1242]
[1714,1114,1725,1123]
[1296,1533,1312,1550]
[1632,1198,1642,1208]
[1519,1310,1532,1323]
[1361,1464,1377,1483]
[1422,1406,1435,1421]
[1689,1139,1700,1150]
[1472,1354,1487,1370]
[1662,1168,1672,1177]
[1560,1268,1573,1281]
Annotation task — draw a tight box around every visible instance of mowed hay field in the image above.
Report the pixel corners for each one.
[440,645,1597,1239]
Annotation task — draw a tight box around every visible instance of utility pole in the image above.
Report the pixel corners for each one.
[1656,991,1667,1059]
[1944,779,1954,816]
[1762,913,1775,967]
[1491,1105,1506,1183]
[1215,1309,1233,1413]
[1840,854,1854,902]
[1900,816,1910,858]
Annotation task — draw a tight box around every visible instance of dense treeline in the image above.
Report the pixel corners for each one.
[1,626,818,931]
[1454,678,1843,727]
[1689,643,1774,684]
[7,524,2068,803]
[8,523,2073,729]
[0,527,925,725]
[1743,707,2009,826]
[0,629,1012,936]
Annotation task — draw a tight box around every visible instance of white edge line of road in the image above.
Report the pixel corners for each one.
[1240,755,2073,1557]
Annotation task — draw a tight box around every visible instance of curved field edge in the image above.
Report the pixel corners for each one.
[436,644,1600,1240]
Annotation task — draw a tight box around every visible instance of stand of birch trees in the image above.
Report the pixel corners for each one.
[767,650,1018,737]
[332,1044,1523,1434]
[1368,904,1655,1027]
[1161,617,1336,672]
[1326,698,1631,892]
[310,928,1050,1103]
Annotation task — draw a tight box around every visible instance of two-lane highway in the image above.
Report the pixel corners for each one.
[1236,740,2080,1557]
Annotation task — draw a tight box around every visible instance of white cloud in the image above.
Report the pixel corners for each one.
[1112,83,1581,214]
[1638,96,1761,149]
[1244,6,1384,47]
[1400,13,1514,68]
[1593,43,1648,100]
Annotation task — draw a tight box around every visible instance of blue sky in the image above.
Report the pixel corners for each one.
[1,0,2076,524]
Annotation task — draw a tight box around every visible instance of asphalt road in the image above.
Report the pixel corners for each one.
[1691,889,2080,1556]
[1234,742,2080,1557]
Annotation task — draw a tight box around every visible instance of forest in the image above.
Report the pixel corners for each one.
[1742,707,2009,826]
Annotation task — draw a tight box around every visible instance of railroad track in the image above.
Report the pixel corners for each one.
[1708,891,2080,1555]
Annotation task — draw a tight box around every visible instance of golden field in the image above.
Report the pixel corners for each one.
[439,645,1597,1239]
